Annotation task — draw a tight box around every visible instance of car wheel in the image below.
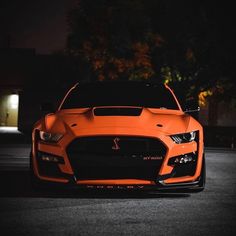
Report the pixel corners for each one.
[29,152,42,190]
[198,153,206,189]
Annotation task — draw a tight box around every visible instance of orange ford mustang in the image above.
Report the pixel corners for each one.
[31,81,205,192]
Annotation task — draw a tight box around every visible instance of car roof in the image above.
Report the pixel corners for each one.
[74,80,166,90]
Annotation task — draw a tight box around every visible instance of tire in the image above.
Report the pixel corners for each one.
[198,154,206,189]
[30,152,43,190]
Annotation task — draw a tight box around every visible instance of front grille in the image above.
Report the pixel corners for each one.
[66,136,166,180]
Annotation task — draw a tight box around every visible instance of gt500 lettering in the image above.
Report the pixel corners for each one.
[143,156,163,160]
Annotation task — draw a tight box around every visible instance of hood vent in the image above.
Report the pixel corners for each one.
[94,107,142,116]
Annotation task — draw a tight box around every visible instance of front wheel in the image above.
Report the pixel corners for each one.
[30,152,43,190]
[198,154,206,189]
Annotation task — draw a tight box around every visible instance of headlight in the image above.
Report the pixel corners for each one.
[39,131,63,143]
[170,131,196,144]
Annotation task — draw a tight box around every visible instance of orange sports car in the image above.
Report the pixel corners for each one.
[31,81,205,192]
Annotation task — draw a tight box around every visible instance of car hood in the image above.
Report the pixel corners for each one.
[41,107,197,137]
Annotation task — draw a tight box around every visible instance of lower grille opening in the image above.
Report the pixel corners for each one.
[36,152,65,178]
[74,166,160,180]
[66,136,166,181]
[37,160,62,178]
[172,162,197,177]
[168,152,198,177]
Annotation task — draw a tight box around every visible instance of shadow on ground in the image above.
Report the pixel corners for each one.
[0,171,190,199]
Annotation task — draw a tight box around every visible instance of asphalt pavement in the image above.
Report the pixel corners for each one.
[0,143,236,236]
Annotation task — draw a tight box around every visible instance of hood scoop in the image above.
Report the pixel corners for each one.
[93,107,143,116]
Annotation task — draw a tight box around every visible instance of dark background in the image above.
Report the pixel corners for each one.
[0,0,236,147]
[0,2,236,236]
[0,0,75,54]
[1,0,234,56]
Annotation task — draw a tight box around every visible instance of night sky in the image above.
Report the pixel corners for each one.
[0,0,235,58]
[0,0,76,54]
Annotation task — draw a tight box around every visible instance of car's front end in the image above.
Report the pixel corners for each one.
[31,82,205,192]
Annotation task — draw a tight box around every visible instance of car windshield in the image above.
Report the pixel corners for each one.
[60,82,179,110]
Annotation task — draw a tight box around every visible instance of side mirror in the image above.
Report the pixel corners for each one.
[40,102,54,113]
[183,99,200,113]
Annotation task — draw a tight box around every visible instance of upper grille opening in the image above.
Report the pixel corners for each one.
[67,136,166,156]
[66,136,167,180]
[93,107,142,116]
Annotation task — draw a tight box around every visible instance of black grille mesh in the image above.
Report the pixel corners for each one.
[66,136,166,180]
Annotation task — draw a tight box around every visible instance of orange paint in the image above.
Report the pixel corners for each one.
[31,82,204,192]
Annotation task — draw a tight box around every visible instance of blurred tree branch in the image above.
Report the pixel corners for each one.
[66,0,235,105]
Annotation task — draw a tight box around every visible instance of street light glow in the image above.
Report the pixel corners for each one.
[9,94,19,109]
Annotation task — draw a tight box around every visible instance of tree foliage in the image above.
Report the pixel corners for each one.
[67,0,234,102]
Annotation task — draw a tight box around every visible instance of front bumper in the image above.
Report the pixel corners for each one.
[31,175,203,192]
[32,131,204,191]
